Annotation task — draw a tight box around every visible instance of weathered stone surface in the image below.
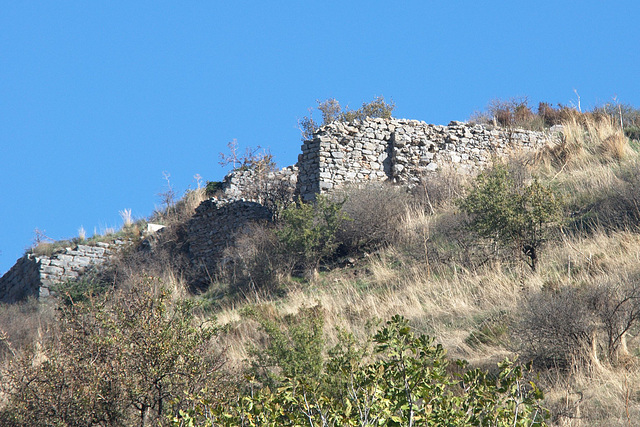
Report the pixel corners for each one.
[187,198,273,278]
[0,238,133,303]
[1,116,559,303]
[296,118,557,200]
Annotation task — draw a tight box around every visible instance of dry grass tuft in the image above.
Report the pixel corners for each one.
[537,112,633,170]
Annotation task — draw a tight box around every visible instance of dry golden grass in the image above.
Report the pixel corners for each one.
[537,112,633,170]
[213,197,640,426]
[6,115,640,425]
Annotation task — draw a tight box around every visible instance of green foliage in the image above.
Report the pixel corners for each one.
[173,315,548,426]
[53,277,111,307]
[248,305,325,388]
[276,195,347,274]
[458,163,563,270]
[299,96,395,140]
[0,277,224,426]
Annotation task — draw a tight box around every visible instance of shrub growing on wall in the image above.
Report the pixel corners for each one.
[299,96,395,140]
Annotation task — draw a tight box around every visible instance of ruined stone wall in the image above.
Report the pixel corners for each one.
[0,240,131,303]
[187,198,272,274]
[297,118,558,200]
[221,165,298,199]
[0,255,42,303]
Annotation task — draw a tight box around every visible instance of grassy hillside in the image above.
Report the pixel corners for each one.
[2,106,640,426]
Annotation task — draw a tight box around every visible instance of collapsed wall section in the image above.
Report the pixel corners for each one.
[297,118,557,200]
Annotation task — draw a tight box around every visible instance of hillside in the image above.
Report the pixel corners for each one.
[2,104,640,426]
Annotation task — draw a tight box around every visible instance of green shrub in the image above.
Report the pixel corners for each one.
[458,162,563,270]
[0,277,224,426]
[53,277,111,307]
[276,195,347,275]
[173,315,548,426]
[247,304,325,388]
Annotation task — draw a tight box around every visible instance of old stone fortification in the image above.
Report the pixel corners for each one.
[220,165,298,199]
[0,240,131,303]
[1,117,560,302]
[297,118,558,200]
[187,198,272,275]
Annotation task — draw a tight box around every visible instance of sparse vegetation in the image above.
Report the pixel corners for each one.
[299,95,395,140]
[458,161,563,271]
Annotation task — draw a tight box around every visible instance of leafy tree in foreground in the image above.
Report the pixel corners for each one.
[173,315,548,426]
[0,277,225,426]
[458,162,563,271]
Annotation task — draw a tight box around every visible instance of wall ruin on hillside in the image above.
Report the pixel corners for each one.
[296,118,558,200]
[0,240,131,303]
[1,117,561,302]
[187,198,272,277]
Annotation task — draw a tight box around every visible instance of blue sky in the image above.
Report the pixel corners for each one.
[1,1,639,274]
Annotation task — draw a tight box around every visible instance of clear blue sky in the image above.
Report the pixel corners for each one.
[2,1,639,274]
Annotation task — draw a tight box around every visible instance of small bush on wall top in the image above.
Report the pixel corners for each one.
[299,95,395,140]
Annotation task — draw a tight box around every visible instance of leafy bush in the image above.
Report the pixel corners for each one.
[458,162,563,270]
[53,277,111,307]
[0,277,225,426]
[299,96,395,140]
[276,195,347,275]
[247,304,325,388]
[173,315,548,426]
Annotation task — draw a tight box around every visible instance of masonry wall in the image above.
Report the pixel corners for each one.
[187,198,272,274]
[0,240,131,303]
[297,118,558,200]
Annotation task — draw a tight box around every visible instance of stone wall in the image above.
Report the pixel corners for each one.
[0,255,42,303]
[0,240,131,303]
[1,117,561,302]
[297,118,558,200]
[221,165,298,200]
[187,198,272,275]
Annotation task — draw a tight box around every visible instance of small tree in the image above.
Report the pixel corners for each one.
[1,277,225,426]
[276,195,347,275]
[458,162,563,270]
[173,315,548,426]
